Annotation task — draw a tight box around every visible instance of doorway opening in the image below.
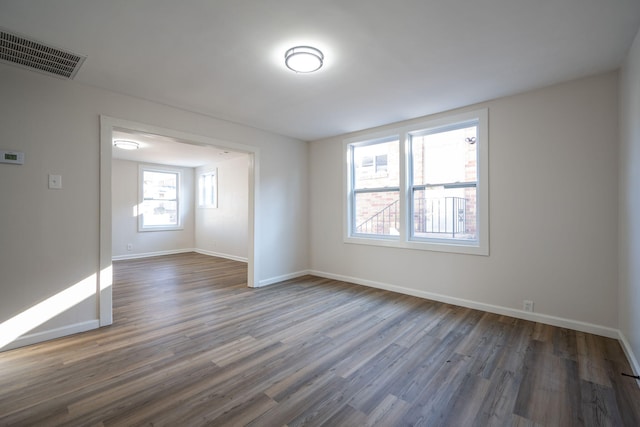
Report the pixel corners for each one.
[99,116,259,326]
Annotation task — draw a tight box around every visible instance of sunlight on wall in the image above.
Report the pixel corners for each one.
[0,274,97,349]
[100,265,112,291]
[133,203,141,217]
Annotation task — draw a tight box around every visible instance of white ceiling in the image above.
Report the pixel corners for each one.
[111,129,245,168]
[1,1,639,142]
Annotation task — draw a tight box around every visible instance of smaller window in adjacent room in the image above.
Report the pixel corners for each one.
[198,169,218,208]
[139,166,182,231]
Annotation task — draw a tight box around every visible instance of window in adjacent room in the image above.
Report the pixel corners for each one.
[198,169,218,208]
[139,166,182,231]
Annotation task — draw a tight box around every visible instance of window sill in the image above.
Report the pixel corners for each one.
[344,235,488,256]
[138,226,184,232]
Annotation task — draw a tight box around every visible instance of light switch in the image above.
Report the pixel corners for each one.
[48,174,62,189]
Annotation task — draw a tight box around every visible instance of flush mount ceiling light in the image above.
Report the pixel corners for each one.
[284,46,324,73]
[113,140,139,150]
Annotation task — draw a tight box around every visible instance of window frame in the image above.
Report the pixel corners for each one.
[344,108,489,255]
[138,165,183,232]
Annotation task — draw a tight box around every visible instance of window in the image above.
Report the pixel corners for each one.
[349,136,400,237]
[345,109,488,255]
[198,169,218,208]
[139,166,182,231]
[410,121,478,242]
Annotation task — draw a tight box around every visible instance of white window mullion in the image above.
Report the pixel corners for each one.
[398,131,409,243]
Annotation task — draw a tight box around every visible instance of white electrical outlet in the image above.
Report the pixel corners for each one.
[127,243,133,251]
[48,174,62,189]
[523,300,534,312]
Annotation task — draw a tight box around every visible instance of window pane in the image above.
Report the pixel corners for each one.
[412,125,477,186]
[354,191,399,236]
[140,168,180,230]
[141,200,178,226]
[353,139,399,189]
[375,154,388,173]
[413,186,477,240]
[143,171,177,200]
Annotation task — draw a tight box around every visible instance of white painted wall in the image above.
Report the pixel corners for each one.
[0,53,628,353]
[620,28,640,373]
[0,64,309,350]
[195,156,249,261]
[310,72,620,331]
[112,159,195,259]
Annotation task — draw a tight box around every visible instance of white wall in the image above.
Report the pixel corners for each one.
[0,64,309,350]
[0,53,627,352]
[620,29,640,373]
[195,156,249,261]
[310,72,620,333]
[112,159,195,259]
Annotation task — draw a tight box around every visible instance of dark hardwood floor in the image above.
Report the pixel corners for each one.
[1,252,639,426]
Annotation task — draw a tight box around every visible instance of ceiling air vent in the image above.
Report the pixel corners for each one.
[0,28,86,79]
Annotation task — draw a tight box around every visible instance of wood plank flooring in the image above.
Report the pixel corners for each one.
[1,252,639,426]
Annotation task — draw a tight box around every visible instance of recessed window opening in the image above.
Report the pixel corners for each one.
[344,109,488,255]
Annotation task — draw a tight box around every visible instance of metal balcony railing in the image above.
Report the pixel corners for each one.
[355,197,467,237]
[414,197,466,236]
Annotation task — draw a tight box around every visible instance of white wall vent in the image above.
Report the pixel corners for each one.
[0,28,86,79]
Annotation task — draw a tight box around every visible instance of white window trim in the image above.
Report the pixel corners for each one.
[343,108,489,256]
[138,164,184,232]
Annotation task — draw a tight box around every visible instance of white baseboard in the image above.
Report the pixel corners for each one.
[113,248,249,263]
[308,270,620,339]
[112,248,195,261]
[618,331,640,387]
[2,319,100,352]
[194,249,248,263]
[257,270,311,288]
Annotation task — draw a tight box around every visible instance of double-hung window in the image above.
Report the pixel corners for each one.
[345,109,488,255]
[409,120,479,243]
[139,166,182,231]
[348,136,400,237]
